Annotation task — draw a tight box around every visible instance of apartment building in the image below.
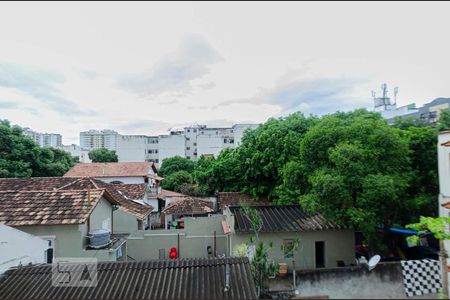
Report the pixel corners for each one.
[80,129,119,150]
[79,123,259,167]
[23,128,62,148]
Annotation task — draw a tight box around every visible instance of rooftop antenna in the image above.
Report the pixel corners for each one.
[393,87,399,105]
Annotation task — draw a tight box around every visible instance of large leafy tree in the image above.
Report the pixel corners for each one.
[299,113,412,243]
[0,119,74,177]
[159,156,195,177]
[161,170,193,192]
[88,148,118,162]
[438,109,450,131]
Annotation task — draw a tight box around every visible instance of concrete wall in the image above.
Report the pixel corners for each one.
[89,198,112,232]
[127,215,229,260]
[231,229,355,271]
[96,176,145,184]
[158,134,185,165]
[113,209,139,234]
[116,135,147,162]
[294,262,437,299]
[0,224,48,274]
[17,224,85,258]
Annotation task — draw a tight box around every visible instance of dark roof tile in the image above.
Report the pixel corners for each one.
[0,258,257,300]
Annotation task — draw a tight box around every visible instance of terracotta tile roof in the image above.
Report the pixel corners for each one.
[441,141,450,147]
[112,183,147,200]
[163,197,214,215]
[64,162,157,178]
[0,189,119,226]
[0,257,257,300]
[161,189,186,198]
[217,192,272,210]
[0,177,153,220]
[441,201,450,209]
[230,205,343,233]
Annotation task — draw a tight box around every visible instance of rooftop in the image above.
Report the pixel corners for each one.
[229,205,343,233]
[0,177,153,220]
[0,257,257,300]
[64,162,157,178]
[0,189,118,226]
[163,197,214,215]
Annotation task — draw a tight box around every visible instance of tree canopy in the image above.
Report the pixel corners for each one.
[88,148,118,162]
[185,110,440,245]
[438,109,450,131]
[159,156,196,177]
[0,119,75,178]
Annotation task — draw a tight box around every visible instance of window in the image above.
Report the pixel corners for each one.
[229,139,234,143]
[155,149,158,153]
[187,129,190,133]
[155,159,159,163]
[186,156,191,159]
[224,139,228,143]
[193,143,197,146]
[283,240,295,258]
[193,129,197,133]
[186,147,190,150]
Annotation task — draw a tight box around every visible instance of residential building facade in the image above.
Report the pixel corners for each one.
[79,123,259,167]
[23,128,62,148]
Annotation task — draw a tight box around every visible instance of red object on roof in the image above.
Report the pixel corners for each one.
[169,247,177,259]
[64,162,157,178]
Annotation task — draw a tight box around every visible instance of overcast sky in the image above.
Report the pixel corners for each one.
[1,2,450,144]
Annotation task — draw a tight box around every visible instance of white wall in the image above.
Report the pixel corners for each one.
[116,135,147,162]
[438,131,450,278]
[95,176,145,184]
[158,134,185,165]
[0,224,48,274]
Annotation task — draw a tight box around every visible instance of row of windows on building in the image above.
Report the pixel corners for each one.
[148,149,159,154]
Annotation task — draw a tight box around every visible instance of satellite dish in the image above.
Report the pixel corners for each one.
[367,255,381,271]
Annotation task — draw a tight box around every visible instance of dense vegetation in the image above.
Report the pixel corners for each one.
[0,119,75,177]
[160,109,445,244]
[88,148,118,162]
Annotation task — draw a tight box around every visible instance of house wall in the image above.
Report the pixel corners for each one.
[438,131,450,294]
[17,224,85,258]
[0,224,48,274]
[89,198,113,232]
[127,215,229,260]
[95,176,145,184]
[231,229,355,271]
[113,209,139,234]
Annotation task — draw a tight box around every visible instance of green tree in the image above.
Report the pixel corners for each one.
[0,119,74,177]
[438,109,450,131]
[298,112,412,245]
[159,156,195,177]
[161,170,193,192]
[88,148,118,162]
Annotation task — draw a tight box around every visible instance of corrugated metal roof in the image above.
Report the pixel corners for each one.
[230,205,342,233]
[0,258,257,300]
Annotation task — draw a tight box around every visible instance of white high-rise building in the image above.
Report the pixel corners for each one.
[80,129,119,150]
[23,128,62,148]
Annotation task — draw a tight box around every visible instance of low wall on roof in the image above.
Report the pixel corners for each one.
[294,262,438,299]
